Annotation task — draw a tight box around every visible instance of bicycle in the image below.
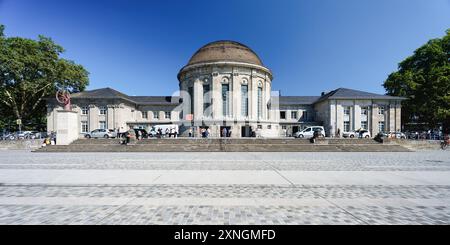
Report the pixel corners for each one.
[441,137,449,150]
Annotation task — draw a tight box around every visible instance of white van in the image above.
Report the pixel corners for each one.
[295,126,325,138]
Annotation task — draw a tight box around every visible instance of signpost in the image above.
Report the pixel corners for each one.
[16,119,22,132]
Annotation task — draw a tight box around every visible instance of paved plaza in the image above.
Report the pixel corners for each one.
[0,150,449,224]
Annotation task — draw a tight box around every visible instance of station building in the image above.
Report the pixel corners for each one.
[46,41,404,137]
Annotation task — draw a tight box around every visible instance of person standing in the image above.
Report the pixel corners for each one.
[189,128,193,138]
[201,128,205,138]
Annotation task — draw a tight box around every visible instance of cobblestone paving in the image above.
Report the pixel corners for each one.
[0,151,448,171]
[1,184,450,199]
[0,150,449,225]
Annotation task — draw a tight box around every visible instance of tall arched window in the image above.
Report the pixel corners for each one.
[222,80,230,117]
[257,86,262,119]
[241,83,248,117]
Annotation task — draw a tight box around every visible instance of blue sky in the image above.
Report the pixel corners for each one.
[1,0,449,96]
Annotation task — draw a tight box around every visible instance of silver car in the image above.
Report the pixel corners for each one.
[343,129,371,138]
[388,131,406,139]
[85,129,117,139]
[295,126,325,138]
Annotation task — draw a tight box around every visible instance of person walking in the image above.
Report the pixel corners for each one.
[137,129,142,140]
[188,128,193,138]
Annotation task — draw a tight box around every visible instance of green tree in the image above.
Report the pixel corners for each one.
[0,24,89,131]
[384,30,450,133]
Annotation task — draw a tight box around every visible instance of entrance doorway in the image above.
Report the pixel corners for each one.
[292,126,299,135]
[241,126,252,137]
[220,126,231,137]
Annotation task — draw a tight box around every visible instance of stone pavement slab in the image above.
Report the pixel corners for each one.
[0,150,449,225]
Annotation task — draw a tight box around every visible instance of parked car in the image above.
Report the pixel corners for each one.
[406,131,419,140]
[343,129,371,138]
[84,129,117,139]
[0,132,12,140]
[295,126,325,138]
[3,133,16,140]
[16,131,32,139]
[388,131,406,139]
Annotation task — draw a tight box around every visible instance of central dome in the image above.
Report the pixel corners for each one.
[186,40,264,66]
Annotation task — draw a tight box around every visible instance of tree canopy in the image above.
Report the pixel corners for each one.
[384,30,450,133]
[0,24,89,131]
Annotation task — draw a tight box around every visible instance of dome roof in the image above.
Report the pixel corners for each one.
[186,40,264,66]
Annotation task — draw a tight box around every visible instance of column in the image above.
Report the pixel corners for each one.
[395,102,401,131]
[371,104,378,136]
[389,103,396,131]
[354,104,361,130]
[194,78,203,121]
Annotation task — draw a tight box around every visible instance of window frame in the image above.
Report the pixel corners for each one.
[164,111,171,120]
[378,106,385,115]
[99,121,107,130]
[81,121,88,133]
[81,106,89,115]
[99,106,107,115]
[291,111,297,120]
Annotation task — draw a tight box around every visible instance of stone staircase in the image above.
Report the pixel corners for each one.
[35,138,410,152]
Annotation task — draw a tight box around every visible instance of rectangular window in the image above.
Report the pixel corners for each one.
[99,121,106,130]
[257,87,262,118]
[142,111,148,119]
[81,121,88,133]
[361,121,368,130]
[257,125,262,129]
[203,84,211,117]
[267,125,272,129]
[378,106,385,115]
[99,106,107,115]
[344,121,350,132]
[291,111,297,119]
[378,121,385,132]
[153,111,159,119]
[344,106,351,115]
[302,111,308,121]
[81,106,89,115]
[282,125,287,130]
[361,107,368,115]
[241,85,248,117]
[280,111,286,119]
[165,111,171,119]
[222,84,230,117]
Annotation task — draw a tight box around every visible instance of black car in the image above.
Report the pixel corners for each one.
[134,129,148,139]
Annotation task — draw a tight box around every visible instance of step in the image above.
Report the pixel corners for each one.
[35,143,410,152]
